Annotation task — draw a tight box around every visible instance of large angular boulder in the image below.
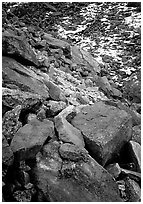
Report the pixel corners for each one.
[10,119,55,161]
[71,101,132,166]
[2,30,39,66]
[33,141,122,202]
[2,57,49,98]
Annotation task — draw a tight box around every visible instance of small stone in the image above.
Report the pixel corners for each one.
[27,113,37,123]
[37,108,46,121]
[105,163,121,179]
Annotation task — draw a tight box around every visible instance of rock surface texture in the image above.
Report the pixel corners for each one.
[72,101,132,166]
[2,2,141,202]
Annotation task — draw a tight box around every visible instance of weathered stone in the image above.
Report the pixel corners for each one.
[44,100,67,117]
[105,163,121,179]
[131,125,141,144]
[2,30,39,66]
[127,141,141,173]
[125,177,141,202]
[2,57,49,98]
[2,87,43,111]
[54,114,85,147]
[44,80,63,101]
[59,143,89,162]
[72,101,132,166]
[2,105,22,143]
[2,135,14,167]
[71,45,100,74]
[104,100,141,126]
[43,33,70,49]
[33,142,122,202]
[76,93,90,104]
[10,119,55,161]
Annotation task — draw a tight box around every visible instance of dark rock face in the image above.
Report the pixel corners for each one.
[2,30,39,67]
[2,57,49,98]
[72,101,132,166]
[126,141,141,173]
[33,141,122,202]
[10,119,55,161]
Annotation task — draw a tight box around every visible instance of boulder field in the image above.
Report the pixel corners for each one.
[2,23,141,202]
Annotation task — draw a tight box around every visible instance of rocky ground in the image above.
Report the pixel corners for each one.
[2,2,141,202]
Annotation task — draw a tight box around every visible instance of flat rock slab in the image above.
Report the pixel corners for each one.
[2,57,49,98]
[72,101,132,166]
[10,119,55,161]
[34,141,122,202]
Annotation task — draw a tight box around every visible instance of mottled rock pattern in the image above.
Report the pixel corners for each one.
[2,105,22,143]
[131,125,141,144]
[2,135,14,167]
[125,177,141,202]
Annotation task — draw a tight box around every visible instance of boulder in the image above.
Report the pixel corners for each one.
[2,135,14,167]
[33,141,122,202]
[71,101,132,166]
[2,30,39,67]
[124,177,141,202]
[2,105,22,143]
[131,125,141,144]
[2,57,49,98]
[10,119,55,161]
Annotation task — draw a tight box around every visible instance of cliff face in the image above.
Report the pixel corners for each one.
[2,2,141,202]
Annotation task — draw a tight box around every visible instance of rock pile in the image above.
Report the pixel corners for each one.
[2,22,141,202]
